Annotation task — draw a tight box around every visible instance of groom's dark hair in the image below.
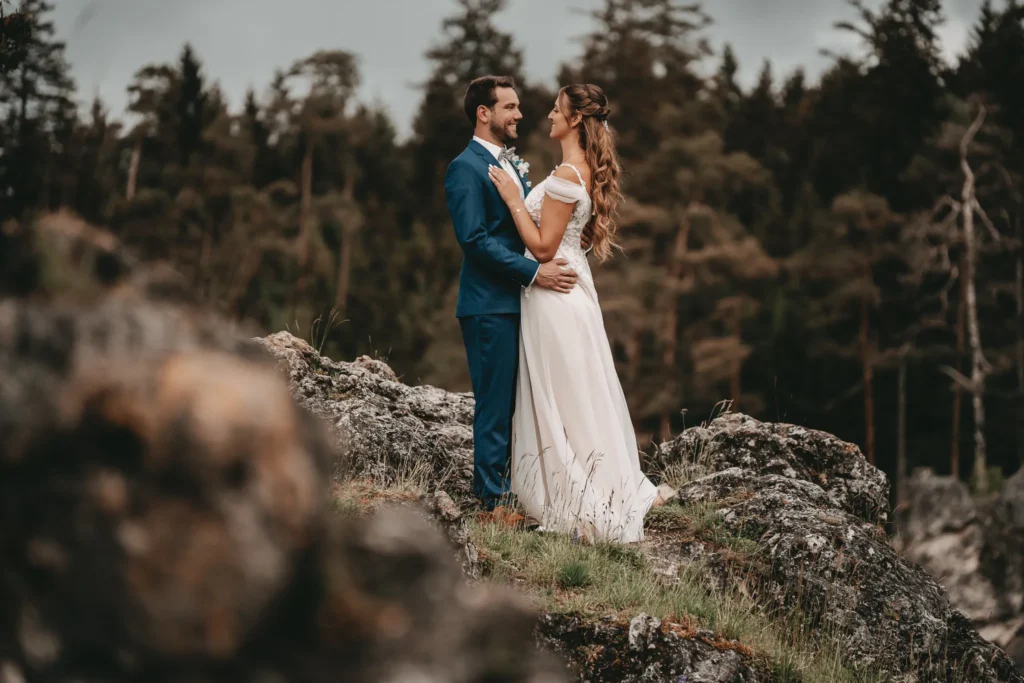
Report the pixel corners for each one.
[463,75,517,125]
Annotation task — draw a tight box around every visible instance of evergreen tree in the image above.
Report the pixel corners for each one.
[410,0,529,225]
[176,44,208,167]
[0,0,74,217]
[789,191,908,465]
[820,0,949,211]
[563,0,711,160]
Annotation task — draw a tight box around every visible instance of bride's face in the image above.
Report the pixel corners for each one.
[548,95,577,140]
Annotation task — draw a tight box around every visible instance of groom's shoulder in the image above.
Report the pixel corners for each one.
[450,145,477,167]
[446,147,481,179]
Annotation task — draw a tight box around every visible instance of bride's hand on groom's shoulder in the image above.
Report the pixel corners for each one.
[535,259,577,294]
[487,165,521,206]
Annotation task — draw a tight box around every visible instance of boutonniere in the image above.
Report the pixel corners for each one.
[504,148,530,179]
[513,158,531,188]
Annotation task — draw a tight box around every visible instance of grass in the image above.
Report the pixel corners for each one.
[329,478,425,518]
[326,460,878,681]
[285,306,348,374]
[646,400,733,489]
[558,560,593,589]
[645,499,760,558]
[321,403,999,683]
[468,504,882,683]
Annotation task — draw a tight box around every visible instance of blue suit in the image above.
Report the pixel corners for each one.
[446,140,539,508]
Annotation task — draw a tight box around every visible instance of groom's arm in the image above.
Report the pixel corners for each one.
[446,160,540,288]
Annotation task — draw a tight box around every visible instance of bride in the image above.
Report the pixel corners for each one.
[487,83,671,544]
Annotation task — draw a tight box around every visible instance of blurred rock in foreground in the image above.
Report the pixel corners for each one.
[0,213,562,683]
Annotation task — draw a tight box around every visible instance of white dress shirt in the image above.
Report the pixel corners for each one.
[473,136,538,286]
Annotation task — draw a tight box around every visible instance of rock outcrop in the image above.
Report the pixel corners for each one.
[258,331,1023,682]
[255,330,478,497]
[898,467,1024,664]
[650,416,1022,681]
[536,613,759,683]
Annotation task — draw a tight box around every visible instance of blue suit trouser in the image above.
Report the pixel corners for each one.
[459,313,520,509]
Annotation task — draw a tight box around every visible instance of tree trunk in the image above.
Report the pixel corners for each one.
[951,267,965,479]
[199,225,213,281]
[291,134,315,322]
[660,213,690,442]
[627,330,641,386]
[299,134,314,269]
[335,226,354,313]
[897,349,908,508]
[126,137,142,201]
[961,106,988,493]
[1016,218,1024,468]
[859,297,876,466]
[334,170,359,312]
[730,315,742,411]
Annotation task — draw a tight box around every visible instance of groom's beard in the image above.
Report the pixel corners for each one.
[490,118,517,146]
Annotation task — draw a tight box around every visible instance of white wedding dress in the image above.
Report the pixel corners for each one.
[511,164,658,543]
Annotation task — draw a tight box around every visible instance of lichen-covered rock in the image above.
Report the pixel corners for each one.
[255,331,477,499]
[898,468,1024,665]
[655,414,1022,682]
[253,330,1023,682]
[536,613,759,682]
[652,414,889,525]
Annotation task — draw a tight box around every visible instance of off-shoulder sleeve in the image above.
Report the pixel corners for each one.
[544,175,588,204]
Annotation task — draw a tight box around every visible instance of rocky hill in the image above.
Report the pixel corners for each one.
[1,213,1020,682]
[257,330,1023,682]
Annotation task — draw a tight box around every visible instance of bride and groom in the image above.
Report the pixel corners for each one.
[445,75,673,544]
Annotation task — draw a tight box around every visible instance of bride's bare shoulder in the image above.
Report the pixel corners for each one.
[552,163,591,190]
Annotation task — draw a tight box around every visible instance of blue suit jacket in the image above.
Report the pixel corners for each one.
[446,140,540,319]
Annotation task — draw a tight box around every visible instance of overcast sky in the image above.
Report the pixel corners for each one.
[51,0,980,139]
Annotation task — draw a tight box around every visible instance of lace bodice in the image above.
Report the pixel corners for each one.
[523,164,593,295]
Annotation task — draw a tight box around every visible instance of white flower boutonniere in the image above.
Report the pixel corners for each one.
[504,148,530,178]
[514,159,531,188]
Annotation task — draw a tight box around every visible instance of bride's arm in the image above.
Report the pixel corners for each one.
[488,166,576,263]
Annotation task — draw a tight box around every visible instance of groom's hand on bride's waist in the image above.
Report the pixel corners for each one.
[535,259,578,294]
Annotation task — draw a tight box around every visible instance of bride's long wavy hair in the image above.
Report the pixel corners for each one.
[558,83,622,262]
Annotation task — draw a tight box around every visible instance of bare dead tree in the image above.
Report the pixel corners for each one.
[938,104,995,493]
[660,209,691,442]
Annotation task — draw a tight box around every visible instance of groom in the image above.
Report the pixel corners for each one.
[445,75,579,512]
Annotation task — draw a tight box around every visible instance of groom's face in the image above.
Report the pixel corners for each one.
[486,86,522,145]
